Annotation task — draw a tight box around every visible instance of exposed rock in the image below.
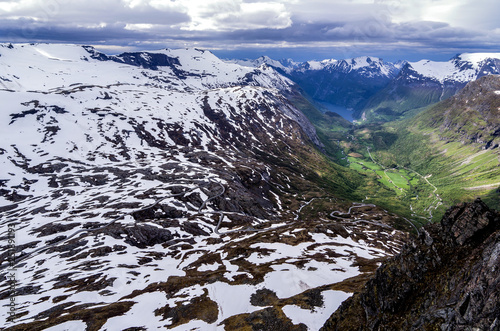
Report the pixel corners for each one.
[321,199,500,331]
[0,203,18,212]
[441,198,498,246]
[96,223,173,248]
[155,289,218,328]
[1,190,31,202]
[6,301,135,330]
[222,307,308,331]
[0,285,42,300]
[53,272,116,292]
[33,222,81,237]
[181,221,210,236]
[250,288,279,306]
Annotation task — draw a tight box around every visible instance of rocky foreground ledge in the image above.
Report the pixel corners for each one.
[321,198,500,331]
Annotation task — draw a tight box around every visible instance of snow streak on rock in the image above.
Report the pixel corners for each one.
[0,44,408,330]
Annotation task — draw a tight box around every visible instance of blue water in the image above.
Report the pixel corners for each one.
[317,101,354,122]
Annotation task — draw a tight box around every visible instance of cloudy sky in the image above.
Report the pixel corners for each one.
[0,0,499,61]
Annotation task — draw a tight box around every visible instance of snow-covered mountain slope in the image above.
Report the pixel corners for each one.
[229,55,402,114]
[230,53,500,123]
[360,53,500,122]
[0,44,294,94]
[404,53,500,84]
[227,55,298,74]
[298,56,401,78]
[0,44,410,330]
[230,55,401,78]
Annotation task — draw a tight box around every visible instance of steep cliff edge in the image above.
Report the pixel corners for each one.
[321,198,500,331]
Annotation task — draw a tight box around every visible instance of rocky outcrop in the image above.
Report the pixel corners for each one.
[321,198,500,331]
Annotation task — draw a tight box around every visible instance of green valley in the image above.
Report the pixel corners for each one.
[300,75,500,227]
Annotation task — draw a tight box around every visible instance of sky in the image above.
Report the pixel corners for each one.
[0,0,499,62]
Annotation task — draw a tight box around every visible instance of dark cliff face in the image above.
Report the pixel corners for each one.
[321,198,500,331]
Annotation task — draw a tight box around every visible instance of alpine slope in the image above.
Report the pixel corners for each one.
[0,44,409,330]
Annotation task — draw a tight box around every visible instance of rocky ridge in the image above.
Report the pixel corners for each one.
[321,198,500,330]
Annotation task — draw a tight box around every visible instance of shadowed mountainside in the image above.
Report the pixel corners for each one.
[321,198,500,330]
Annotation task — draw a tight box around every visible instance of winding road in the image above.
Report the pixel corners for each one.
[294,198,317,220]
[4,169,425,272]
[331,203,376,217]
[330,202,420,234]
[367,147,442,223]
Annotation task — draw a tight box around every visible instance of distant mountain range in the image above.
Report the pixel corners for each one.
[230,53,500,122]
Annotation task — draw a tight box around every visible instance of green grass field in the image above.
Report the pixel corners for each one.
[340,119,500,223]
[346,148,439,221]
[386,171,410,190]
[385,125,500,216]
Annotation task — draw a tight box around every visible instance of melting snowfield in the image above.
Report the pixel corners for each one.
[0,44,408,330]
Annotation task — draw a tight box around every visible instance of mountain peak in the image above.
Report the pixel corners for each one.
[402,53,500,84]
[0,43,295,94]
[348,56,380,67]
[456,52,500,65]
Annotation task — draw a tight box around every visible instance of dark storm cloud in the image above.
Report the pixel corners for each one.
[0,0,498,60]
[180,18,492,50]
[0,19,146,43]
[0,16,482,46]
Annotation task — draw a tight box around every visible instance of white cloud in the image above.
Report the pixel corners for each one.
[0,0,292,31]
[288,0,383,23]
[0,0,494,32]
[124,23,154,30]
[385,0,499,30]
[0,0,189,25]
[177,0,292,31]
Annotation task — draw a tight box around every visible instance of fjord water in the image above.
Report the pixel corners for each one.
[318,101,354,122]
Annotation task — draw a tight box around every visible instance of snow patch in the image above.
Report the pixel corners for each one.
[282,291,352,330]
[458,53,500,66]
[44,320,88,331]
